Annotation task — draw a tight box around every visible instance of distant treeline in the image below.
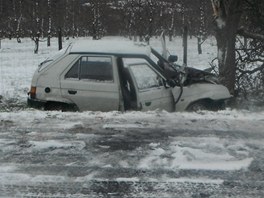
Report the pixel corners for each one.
[0,0,212,41]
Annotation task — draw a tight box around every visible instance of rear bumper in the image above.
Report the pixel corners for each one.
[27,97,46,109]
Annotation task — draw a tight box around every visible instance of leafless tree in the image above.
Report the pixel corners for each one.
[211,0,264,98]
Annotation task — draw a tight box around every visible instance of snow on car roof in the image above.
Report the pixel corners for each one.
[69,40,151,56]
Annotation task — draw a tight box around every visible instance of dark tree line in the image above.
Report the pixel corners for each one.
[0,0,213,43]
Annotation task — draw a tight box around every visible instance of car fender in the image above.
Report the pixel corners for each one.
[35,85,74,105]
[172,83,232,111]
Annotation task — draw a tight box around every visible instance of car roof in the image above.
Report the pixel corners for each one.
[68,40,152,56]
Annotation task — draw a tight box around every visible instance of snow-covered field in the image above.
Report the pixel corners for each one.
[0,37,264,197]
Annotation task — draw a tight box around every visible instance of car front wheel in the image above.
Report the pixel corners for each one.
[187,100,208,112]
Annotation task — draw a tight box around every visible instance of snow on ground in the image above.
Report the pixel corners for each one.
[0,108,264,196]
[0,36,264,197]
[1,109,263,172]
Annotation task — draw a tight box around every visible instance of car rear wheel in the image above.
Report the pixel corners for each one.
[44,102,78,112]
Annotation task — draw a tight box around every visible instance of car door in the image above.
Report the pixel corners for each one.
[60,55,121,111]
[126,61,174,112]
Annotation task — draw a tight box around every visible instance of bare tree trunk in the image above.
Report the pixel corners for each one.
[197,37,202,54]
[34,33,40,54]
[197,0,206,54]
[211,0,243,95]
[16,0,22,43]
[34,38,39,54]
[58,28,62,50]
[47,33,51,47]
[71,0,76,38]
[92,23,97,40]
[47,0,51,47]
[169,4,175,42]
[183,26,188,65]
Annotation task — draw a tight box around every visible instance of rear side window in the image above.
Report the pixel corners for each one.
[65,60,79,79]
[65,56,113,82]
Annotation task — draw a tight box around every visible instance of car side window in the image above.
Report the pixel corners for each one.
[65,60,79,79]
[65,56,113,82]
[129,63,163,90]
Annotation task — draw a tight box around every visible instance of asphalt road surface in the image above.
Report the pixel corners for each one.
[0,110,263,197]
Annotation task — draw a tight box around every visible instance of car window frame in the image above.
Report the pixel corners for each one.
[64,55,114,83]
[127,62,164,92]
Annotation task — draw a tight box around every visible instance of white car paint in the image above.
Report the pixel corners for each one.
[28,40,231,112]
[173,83,231,111]
[59,55,121,111]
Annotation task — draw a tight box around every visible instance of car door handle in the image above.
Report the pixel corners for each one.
[68,90,77,95]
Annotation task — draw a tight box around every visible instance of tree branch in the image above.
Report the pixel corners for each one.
[237,28,264,41]
[238,63,264,78]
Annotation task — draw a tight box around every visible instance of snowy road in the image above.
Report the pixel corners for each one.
[0,110,264,197]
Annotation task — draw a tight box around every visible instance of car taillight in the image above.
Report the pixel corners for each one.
[29,86,36,99]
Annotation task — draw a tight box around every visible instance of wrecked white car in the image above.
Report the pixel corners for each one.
[28,40,231,112]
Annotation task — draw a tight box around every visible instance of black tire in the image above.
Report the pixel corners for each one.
[187,100,209,112]
[213,100,226,111]
[44,102,78,112]
[44,102,63,111]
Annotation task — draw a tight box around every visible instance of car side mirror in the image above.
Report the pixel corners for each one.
[168,55,178,63]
